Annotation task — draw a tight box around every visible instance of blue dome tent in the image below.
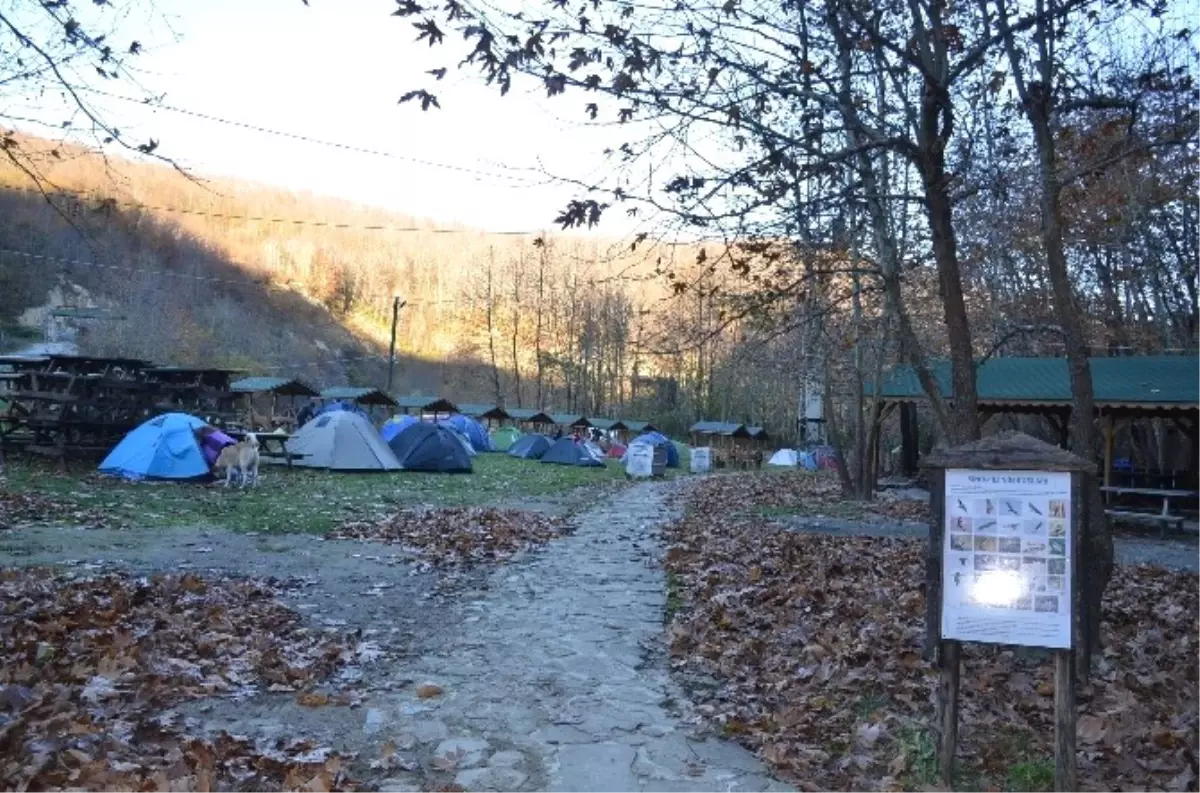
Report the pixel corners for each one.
[628,431,680,468]
[508,433,552,460]
[381,414,420,443]
[98,413,212,481]
[387,423,473,473]
[540,437,606,467]
[442,414,494,452]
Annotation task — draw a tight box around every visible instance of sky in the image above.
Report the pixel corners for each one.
[18,0,647,236]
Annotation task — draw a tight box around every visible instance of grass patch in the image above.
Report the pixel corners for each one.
[891,724,938,789]
[4,455,630,534]
[1006,759,1054,791]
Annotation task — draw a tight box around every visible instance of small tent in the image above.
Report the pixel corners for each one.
[388,423,473,473]
[99,413,212,480]
[381,414,420,443]
[627,431,680,468]
[491,426,522,451]
[768,448,800,467]
[288,412,401,471]
[443,414,494,452]
[540,437,606,467]
[508,433,552,460]
[607,443,627,459]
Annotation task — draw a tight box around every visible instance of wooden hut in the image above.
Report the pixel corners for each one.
[507,408,555,433]
[231,376,319,430]
[393,394,459,421]
[321,386,399,425]
[456,403,512,428]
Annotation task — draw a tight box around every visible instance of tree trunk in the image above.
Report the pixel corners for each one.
[996,0,1114,676]
[918,82,981,444]
[484,249,503,403]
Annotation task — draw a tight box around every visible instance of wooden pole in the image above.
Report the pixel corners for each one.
[1054,649,1077,791]
[386,296,405,395]
[937,639,961,787]
[1102,414,1114,503]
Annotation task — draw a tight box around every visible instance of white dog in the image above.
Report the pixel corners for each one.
[215,433,260,488]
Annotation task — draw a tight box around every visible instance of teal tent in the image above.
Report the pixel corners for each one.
[99,413,211,481]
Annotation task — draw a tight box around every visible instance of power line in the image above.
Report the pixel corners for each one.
[79,86,544,186]
[4,183,546,236]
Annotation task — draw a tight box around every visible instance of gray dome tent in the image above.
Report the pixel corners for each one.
[287,412,402,471]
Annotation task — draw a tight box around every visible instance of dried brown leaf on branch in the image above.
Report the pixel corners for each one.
[0,568,358,791]
[330,506,568,566]
[665,475,1198,791]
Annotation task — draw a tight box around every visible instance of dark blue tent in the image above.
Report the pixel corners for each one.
[629,431,679,468]
[539,437,605,467]
[442,414,494,452]
[381,414,420,443]
[387,422,473,473]
[508,433,552,460]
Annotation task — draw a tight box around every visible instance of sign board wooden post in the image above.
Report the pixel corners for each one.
[920,432,1094,791]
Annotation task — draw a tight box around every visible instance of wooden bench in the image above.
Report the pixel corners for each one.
[1102,485,1197,539]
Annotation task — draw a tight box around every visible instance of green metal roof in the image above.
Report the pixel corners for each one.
[747,425,770,440]
[507,408,554,422]
[321,386,398,406]
[394,395,457,412]
[877,355,1199,408]
[587,417,625,431]
[622,419,657,433]
[231,376,319,396]
[457,403,510,420]
[550,413,589,427]
[690,420,750,436]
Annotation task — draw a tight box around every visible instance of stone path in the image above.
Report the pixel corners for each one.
[369,480,790,792]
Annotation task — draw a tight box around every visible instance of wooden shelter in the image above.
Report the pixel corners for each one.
[507,407,554,433]
[231,376,319,430]
[393,394,458,420]
[876,355,1200,490]
[456,403,511,427]
[551,413,590,431]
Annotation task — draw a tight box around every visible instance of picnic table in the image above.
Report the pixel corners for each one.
[1101,485,1198,538]
[227,430,307,469]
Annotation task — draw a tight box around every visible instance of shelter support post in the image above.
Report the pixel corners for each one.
[1054,649,1077,791]
[1102,414,1114,503]
[937,640,961,787]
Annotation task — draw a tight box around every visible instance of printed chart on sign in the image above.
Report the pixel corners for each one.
[941,469,1072,648]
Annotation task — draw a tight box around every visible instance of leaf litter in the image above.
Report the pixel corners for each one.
[0,567,361,791]
[0,491,119,531]
[665,472,1198,791]
[330,506,569,566]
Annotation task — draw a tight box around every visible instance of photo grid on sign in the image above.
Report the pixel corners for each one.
[947,495,1068,614]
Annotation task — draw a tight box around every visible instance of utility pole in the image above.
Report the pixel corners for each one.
[386,295,406,394]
